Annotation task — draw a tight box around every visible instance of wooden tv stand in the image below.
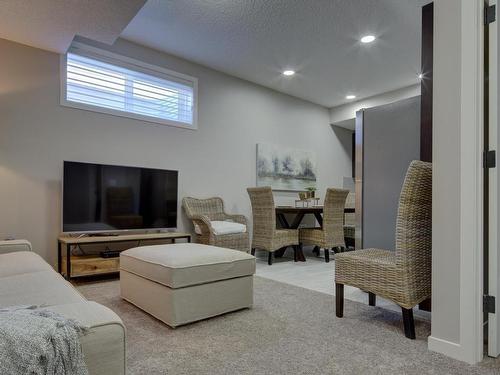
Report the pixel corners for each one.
[57,232,191,280]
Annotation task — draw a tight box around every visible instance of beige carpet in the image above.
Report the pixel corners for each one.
[77,277,500,375]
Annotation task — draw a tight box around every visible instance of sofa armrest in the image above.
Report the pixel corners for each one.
[46,302,126,375]
[0,239,33,255]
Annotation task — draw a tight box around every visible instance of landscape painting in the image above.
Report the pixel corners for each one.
[256,143,317,191]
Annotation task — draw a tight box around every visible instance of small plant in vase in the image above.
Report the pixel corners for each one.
[306,186,316,199]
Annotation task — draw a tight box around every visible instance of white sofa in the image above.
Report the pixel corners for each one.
[0,240,126,375]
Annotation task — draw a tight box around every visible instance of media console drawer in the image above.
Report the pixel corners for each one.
[57,232,191,280]
[61,255,120,278]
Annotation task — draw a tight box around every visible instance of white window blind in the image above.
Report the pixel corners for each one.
[63,49,196,128]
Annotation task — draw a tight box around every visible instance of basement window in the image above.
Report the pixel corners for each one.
[61,44,198,129]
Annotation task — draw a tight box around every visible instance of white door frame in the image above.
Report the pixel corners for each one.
[460,0,485,363]
[428,0,484,364]
[487,0,499,358]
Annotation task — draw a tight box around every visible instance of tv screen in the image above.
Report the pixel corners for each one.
[63,161,178,233]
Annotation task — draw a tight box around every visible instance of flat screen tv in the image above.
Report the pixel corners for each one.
[63,161,178,233]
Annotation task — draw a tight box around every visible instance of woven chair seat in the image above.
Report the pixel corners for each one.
[271,229,299,251]
[336,248,395,266]
[298,227,322,237]
[335,248,415,307]
[298,228,327,248]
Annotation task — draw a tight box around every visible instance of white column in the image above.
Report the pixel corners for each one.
[429,0,484,364]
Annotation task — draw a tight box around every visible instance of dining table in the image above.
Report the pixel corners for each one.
[274,205,355,261]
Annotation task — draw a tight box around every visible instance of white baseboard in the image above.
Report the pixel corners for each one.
[428,336,475,364]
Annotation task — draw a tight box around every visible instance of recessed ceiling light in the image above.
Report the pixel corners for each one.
[418,73,424,79]
[346,95,356,100]
[360,35,376,44]
[283,70,295,76]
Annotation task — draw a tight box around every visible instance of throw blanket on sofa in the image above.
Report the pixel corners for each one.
[0,306,88,375]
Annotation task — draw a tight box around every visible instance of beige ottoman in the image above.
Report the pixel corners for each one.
[120,243,255,327]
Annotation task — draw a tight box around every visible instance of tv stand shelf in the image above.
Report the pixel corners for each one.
[58,232,191,280]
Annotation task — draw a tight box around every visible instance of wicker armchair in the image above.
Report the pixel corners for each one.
[299,188,349,262]
[335,160,432,339]
[247,187,300,265]
[182,197,250,252]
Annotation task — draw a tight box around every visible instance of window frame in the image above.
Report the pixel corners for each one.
[60,42,198,130]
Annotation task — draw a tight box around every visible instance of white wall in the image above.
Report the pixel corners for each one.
[329,84,421,130]
[0,37,352,266]
[429,0,483,364]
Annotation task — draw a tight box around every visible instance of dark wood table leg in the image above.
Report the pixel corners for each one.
[277,213,290,229]
[274,246,288,258]
[290,212,305,229]
[66,244,71,281]
[57,241,62,274]
[295,244,306,262]
[290,213,306,261]
[275,213,290,258]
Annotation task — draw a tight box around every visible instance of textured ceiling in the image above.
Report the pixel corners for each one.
[0,0,146,53]
[122,0,429,107]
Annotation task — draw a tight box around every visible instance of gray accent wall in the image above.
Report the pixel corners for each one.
[0,37,352,266]
[358,96,421,250]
